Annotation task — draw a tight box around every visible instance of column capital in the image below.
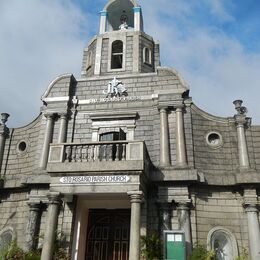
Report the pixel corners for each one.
[176,200,192,210]
[127,191,143,203]
[44,112,55,119]
[156,200,172,209]
[158,105,169,111]
[234,114,249,126]
[174,103,185,111]
[243,203,259,213]
[27,202,41,211]
[58,112,68,119]
[47,192,61,205]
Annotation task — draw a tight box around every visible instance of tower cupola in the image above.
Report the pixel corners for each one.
[81,0,160,77]
[99,0,143,33]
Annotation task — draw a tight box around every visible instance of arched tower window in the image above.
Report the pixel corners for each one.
[143,47,152,64]
[111,40,123,69]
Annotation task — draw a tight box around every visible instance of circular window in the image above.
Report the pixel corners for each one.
[18,142,26,151]
[206,132,223,148]
[17,140,29,155]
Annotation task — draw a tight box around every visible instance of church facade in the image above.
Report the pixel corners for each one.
[1,0,260,259]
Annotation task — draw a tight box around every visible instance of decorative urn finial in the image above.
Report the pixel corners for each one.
[0,113,10,126]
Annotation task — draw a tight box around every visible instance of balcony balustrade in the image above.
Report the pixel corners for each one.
[47,140,150,173]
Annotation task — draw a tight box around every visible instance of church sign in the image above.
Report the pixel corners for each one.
[60,175,130,184]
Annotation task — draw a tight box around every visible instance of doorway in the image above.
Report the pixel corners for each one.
[85,209,130,260]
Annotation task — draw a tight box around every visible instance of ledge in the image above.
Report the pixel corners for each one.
[47,160,144,174]
[151,168,201,182]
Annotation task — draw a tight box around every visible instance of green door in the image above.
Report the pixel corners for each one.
[165,233,185,260]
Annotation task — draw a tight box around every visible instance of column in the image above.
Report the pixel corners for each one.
[99,11,107,34]
[159,107,170,167]
[133,7,142,31]
[0,113,9,173]
[41,192,61,260]
[233,100,250,169]
[58,113,68,143]
[39,113,55,169]
[158,202,171,239]
[177,201,192,257]
[127,191,143,260]
[235,118,250,169]
[0,128,8,173]
[244,203,260,260]
[175,105,188,168]
[25,202,41,251]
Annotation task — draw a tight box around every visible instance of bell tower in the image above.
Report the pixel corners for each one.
[81,0,160,77]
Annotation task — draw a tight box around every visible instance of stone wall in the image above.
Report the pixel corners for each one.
[0,190,29,250]
[191,186,248,254]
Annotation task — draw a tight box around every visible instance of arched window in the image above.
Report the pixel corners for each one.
[207,227,238,260]
[143,47,152,64]
[0,227,14,251]
[111,40,123,69]
[86,51,93,71]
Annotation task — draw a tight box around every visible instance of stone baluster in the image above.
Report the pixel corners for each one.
[127,191,143,260]
[0,113,9,173]
[244,203,260,259]
[41,192,61,260]
[175,105,188,168]
[233,100,251,169]
[39,113,55,169]
[25,202,41,251]
[58,113,68,143]
[159,107,170,167]
[177,201,192,257]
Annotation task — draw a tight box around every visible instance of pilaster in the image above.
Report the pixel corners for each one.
[99,11,107,34]
[133,7,142,31]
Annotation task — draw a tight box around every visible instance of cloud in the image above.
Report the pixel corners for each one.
[0,0,260,127]
[0,0,90,127]
[141,0,260,123]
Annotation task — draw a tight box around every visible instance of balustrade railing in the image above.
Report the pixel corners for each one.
[48,140,147,164]
[64,141,127,162]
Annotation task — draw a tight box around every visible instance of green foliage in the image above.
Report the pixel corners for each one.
[189,243,216,260]
[140,232,162,260]
[53,231,70,260]
[0,240,24,259]
[234,247,249,260]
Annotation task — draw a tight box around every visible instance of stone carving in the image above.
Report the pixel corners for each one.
[103,77,127,98]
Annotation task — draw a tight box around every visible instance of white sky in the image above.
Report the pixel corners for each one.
[0,0,260,127]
